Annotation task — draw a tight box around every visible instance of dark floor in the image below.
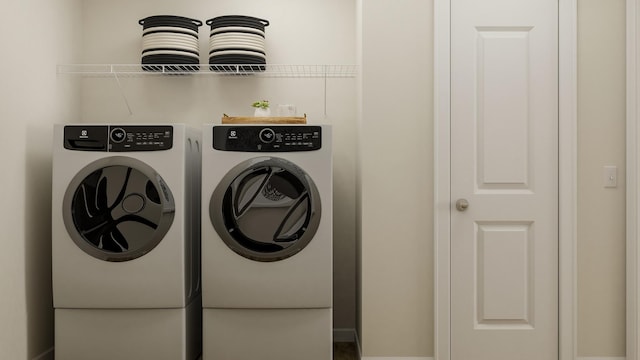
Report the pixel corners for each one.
[334,342,358,360]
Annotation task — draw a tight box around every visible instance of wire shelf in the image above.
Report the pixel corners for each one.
[57,64,358,78]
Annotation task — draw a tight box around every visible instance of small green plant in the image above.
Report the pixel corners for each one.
[251,100,270,109]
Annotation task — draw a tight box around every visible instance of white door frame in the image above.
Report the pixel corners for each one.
[627,0,639,359]
[434,1,578,359]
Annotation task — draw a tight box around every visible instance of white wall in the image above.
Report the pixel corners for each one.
[77,0,358,331]
[357,0,627,358]
[358,0,434,356]
[577,0,626,356]
[0,0,628,358]
[0,0,81,359]
[78,0,356,123]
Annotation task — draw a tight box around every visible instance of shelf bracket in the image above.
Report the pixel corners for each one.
[324,67,328,118]
[112,69,133,116]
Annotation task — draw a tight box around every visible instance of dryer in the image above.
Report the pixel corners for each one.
[52,124,201,360]
[201,124,333,360]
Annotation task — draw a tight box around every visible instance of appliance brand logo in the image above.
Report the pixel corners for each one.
[229,130,238,139]
[80,129,88,139]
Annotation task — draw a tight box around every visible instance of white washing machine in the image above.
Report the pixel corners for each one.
[52,124,202,360]
[201,124,333,360]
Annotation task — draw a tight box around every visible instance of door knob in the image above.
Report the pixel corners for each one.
[456,199,469,211]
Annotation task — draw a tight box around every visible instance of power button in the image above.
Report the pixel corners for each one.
[110,127,126,143]
[259,128,276,144]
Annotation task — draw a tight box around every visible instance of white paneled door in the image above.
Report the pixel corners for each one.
[450,0,558,359]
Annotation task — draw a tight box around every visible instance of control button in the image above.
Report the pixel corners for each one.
[259,128,276,144]
[110,128,126,143]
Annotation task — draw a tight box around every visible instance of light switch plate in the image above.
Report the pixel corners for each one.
[604,165,617,188]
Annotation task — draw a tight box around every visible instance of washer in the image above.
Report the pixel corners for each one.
[201,124,333,360]
[52,124,202,360]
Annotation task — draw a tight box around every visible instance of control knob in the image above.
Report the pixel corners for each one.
[110,128,126,143]
[259,128,276,144]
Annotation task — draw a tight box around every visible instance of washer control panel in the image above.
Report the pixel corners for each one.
[213,125,322,152]
[64,125,173,152]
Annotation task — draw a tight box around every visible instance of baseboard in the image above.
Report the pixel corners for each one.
[32,347,54,360]
[334,328,357,342]
[33,345,622,360]
[359,356,623,360]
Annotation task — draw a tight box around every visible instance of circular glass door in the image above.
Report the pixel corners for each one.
[210,157,321,262]
[62,157,175,262]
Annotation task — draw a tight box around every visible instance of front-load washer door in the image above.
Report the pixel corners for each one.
[62,156,175,262]
[210,156,321,262]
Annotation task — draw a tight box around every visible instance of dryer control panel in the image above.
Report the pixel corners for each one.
[213,126,322,152]
[63,125,173,152]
